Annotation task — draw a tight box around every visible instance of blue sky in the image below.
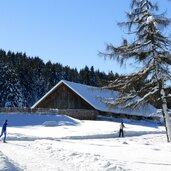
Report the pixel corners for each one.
[0,0,170,74]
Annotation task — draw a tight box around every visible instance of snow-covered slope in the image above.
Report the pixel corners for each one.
[0,113,171,171]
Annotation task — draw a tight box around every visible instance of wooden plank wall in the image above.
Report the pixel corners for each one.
[35,84,94,110]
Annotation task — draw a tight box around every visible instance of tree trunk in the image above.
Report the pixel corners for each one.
[160,87,171,142]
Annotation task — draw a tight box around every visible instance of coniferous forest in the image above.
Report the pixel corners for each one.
[0,49,120,107]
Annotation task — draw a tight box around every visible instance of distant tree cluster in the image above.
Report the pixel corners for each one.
[0,49,120,107]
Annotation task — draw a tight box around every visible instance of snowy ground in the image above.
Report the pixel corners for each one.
[0,114,171,171]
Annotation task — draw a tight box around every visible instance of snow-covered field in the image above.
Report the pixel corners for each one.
[0,114,171,171]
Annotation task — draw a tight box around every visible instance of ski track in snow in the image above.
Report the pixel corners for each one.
[0,139,129,171]
[0,141,73,171]
[1,134,171,171]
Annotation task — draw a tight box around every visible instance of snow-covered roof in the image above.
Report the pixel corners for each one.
[31,80,157,116]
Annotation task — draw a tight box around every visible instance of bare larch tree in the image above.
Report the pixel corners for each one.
[100,0,171,142]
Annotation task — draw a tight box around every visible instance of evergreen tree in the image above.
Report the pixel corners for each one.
[101,0,171,142]
[0,64,23,107]
[16,56,35,106]
[79,66,91,85]
[89,66,97,86]
[31,57,46,104]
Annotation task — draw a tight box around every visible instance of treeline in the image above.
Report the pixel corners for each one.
[0,49,120,107]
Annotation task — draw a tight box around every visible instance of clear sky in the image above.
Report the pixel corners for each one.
[0,0,170,74]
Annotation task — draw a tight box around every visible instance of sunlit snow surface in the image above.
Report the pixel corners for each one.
[0,114,171,171]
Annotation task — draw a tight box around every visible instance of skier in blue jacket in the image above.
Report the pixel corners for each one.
[0,120,8,143]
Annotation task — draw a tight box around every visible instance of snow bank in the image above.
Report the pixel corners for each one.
[0,152,7,171]
[0,151,19,171]
[0,113,81,127]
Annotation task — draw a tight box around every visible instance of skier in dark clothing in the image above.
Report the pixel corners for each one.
[0,120,8,143]
[119,122,125,137]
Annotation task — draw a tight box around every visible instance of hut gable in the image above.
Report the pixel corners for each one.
[31,80,157,117]
[31,81,94,109]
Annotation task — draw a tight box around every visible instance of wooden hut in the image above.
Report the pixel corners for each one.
[31,80,157,119]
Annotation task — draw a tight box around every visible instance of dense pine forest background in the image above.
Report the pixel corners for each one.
[0,49,120,107]
[0,49,170,108]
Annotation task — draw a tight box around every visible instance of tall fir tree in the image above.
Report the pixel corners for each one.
[0,64,23,107]
[101,0,171,142]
